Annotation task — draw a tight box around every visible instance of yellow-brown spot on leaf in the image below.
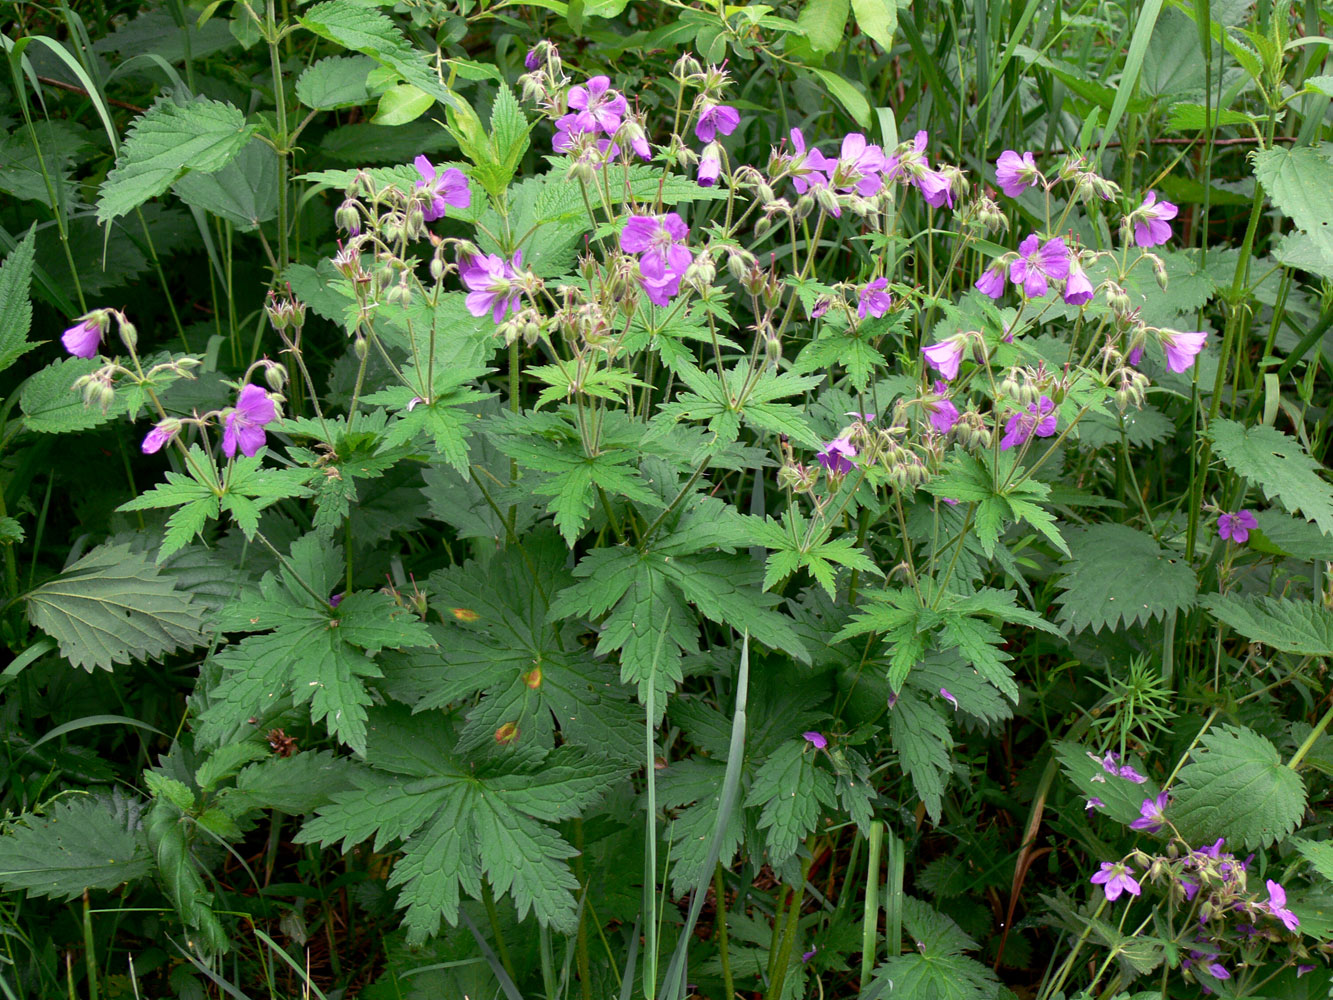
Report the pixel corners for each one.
[524,665,542,689]
[452,607,480,622]
[495,721,520,744]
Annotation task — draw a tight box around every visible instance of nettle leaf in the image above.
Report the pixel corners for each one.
[97,96,258,223]
[1251,144,1333,236]
[1203,594,1333,656]
[21,357,128,434]
[1294,839,1333,887]
[0,795,152,900]
[230,751,363,816]
[1210,419,1333,536]
[1172,725,1307,850]
[1054,740,1161,826]
[25,542,207,671]
[744,739,837,865]
[0,225,38,375]
[1054,523,1196,633]
[295,54,377,110]
[172,138,279,231]
[296,706,628,944]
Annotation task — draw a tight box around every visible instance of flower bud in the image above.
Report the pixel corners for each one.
[765,335,782,363]
[794,194,816,220]
[813,184,841,217]
[264,363,288,392]
[353,335,368,359]
[117,319,138,351]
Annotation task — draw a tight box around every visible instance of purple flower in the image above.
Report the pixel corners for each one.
[975,262,1007,299]
[857,277,892,319]
[1181,878,1198,901]
[329,593,344,609]
[1298,965,1315,977]
[697,143,721,187]
[638,253,684,307]
[816,437,857,475]
[695,103,740,143]
[222,384,277,459]
[566,75,627,135]
[1132,191,1178,247]
[926,381,959,434]
[844,411,876,421]
[803,731,827,749]
[1117,765,1147,784]
[916,169,954,209]
[801,946,818,963]
[141,421,177,454]
[1206,962,1231,980]
[1008,234,1070,298]
[922,335,967,381]
[995,150,1039,198]
[1085,797,1104,811]
[62,315,104,358]
[787,129,834,195]
[833,132,886,196]
[1217,509,1257,544]
[1265,879,1300,931]
[1129,792,1168,833]
[524,47,541,71]
[883,130,927,185]
[1161,330,1207,373]
[1064,257,1095,306]
[1090,861,1141,902]
[620,213,689,261]
[1000,395,1057,451]
[407,396,425,411]
[1200,838,1226,859]
[413,156,470,222]
[460,252,522,323]
[940,687,958,710]
[1128,345,1144,367]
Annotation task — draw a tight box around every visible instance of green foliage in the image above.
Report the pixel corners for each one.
[1203,594,1333,655]
[1172,725,1307,850]
[1054,523,1196,633]
[24,542,207,671]
[20,357,126,433]
[0,226,38,375]
[96,97,258,223]
[0,795,152,900]
[1209,419,1333,536]
[864,897,1001,1000]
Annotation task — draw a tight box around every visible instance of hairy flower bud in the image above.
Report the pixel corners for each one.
[813,184,841,217]
[117,318,138,352]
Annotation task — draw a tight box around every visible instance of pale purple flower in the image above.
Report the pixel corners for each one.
[1128,345,1144,367]
[141,422,177,454]
[407,396,424,411]
[883,130,927,184]
[1009,234,1070,298]
[1181,878,1198,901]
[566,75,627,134]
[697,143,721,187]
[922,335,967,381]
[801,946,818,963]
[857,277,892,319]
[803,731,827,749]
[1099,751,1120,774]
[1129,792,1168,833]
[695,103,740,143]
[925,381,959,435]
[620,213,689,261]
[1118,765,1147,784]
[833,132,886,196]
[916,169,954,209]
[1200,838,1226,859]
[816,437,857,475]
[413,156,470,221]
[1206,962,1231,980]
[222,384,277,459]
[62,315,103,358]
[975,262,1007,300]
[1265,879,1300,931]
[1090,861,1140,901]
[1161,330,1207,373]
[994,150,1039,198]
[1085,797,1104,811]
[638,253,684,307]
[939,687,958,710]
[1064,257,1095,306]
[787,129,833,195]
[1132,191,1178,248]
[844,411,876,421]
[1000,396,1057,451]
[1217,509,1257,544]
[460,252,522,323]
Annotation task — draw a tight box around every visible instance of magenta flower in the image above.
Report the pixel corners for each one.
[1128,345,1144,367]
[1265,879,1300,931]
[1000,395,1057,451]
[787,129,834,195]
[1064,257,1095,306]
[566,75,627,134]
[695,103,740,143]
[803,731,827,749]
[883,130,928,184]
[638,253,684,307]
[832,132,886,196]
[62,315,104,358]
[995,150,1039,198]
[816,437,857,475]
[1009,234,1070,298]
[1217,509,1257,544]
[329,592,344,609]
[141,421,178,454]
[1085,797,1105,811]
[975,262,1007,300]
[461,252,522,323]
[1090,861,1141,902]
[1129,792,1168,832]
[1132,191,1178,248]
[697,143,721,187]
[939,688,958,710]
[1161,330,1207,373]
[620,212,689,262]
[857,277,892,319]
[926,381,959,434]
[922,335,967,381]
[916,169,954,209]
[222,384,277,459]
[413,156,470,221]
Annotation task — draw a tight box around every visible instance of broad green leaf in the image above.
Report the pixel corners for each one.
[850,0,896,49]
[1054,740,1160,826]
[1251,144,1333,235]
[295,54,378,110]
[373,84,434,126]
[1054,523,1196,633]
[809,68,872,127]
[1294,839,1333,886]
[25,543,206,671]
[172,138,279,231]
[231,751,362,815]
[1202,594,1333,656]
[0,795,152,900]
[0,225,37,374]
[97,96,258,223]
[798,0,850,54]
[1210,418,1333,536]
[1172,725,1307,850]
[20,357,127,434]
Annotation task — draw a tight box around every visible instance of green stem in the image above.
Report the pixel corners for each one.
[481,879,519,985]
[265,0,290,276]
[859,821,883,990]
[714,863,734,1000]
[1288,698,1333,770]
[766,850,813,1000]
